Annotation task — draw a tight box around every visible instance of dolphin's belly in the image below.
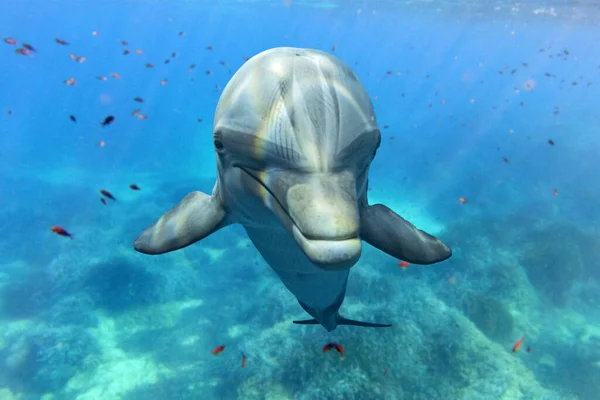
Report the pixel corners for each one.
[244,226,349,309]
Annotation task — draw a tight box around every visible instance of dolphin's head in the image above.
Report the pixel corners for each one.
[213,47,380,271]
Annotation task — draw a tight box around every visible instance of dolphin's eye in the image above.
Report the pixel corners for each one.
[214,140,224,152]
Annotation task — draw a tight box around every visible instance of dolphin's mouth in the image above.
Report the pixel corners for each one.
[239,166,362,270]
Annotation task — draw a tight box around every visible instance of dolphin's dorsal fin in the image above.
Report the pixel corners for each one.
[134,190,229,255]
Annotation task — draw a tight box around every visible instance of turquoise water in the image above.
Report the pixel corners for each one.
[1,1,599,399]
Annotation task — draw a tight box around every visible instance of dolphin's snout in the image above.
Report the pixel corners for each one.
[287,183,359,241]
[286,172,361,270]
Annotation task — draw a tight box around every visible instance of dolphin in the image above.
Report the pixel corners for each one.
[133,47,452,332]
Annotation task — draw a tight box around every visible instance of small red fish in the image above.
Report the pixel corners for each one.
[100,189,116,201]
[129,184,141,190]
[64,77,76,86]
[160,78,168,86]
[241,352,247,368]
[51,226,73,238]
[75,56,86,63]
[15,48,31,56]
[398,261,410,269]
[211,345,225,355]
[512,334,525,353]
[55,38,69,45]
[4,37,17,45]
[458,197,468,204]
[322,342,344,356]
[92,31,99,36]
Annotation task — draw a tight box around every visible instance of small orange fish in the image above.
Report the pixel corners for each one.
[131,109,140,116]
[160,78,168,85]
[64,77,76,86]
[51,226,73,238]
[458,197,468,204]
[241,352,247,368]
[69,54,77,60]
[4,37,17,45]
[100,189,116,201]
[512,334,525,353]
[75,56,86,63]
[135,49,143,55]
[212,345,225,355]
[137,114,148,120]
[129,184,141,190]
[322,342,344,356]
[15,48,31,56]
[398,261,410,269]
[92,31,99,36]
[110,73,121,79]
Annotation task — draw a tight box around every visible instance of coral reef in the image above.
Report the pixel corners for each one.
[2,325,99,393]
[461,292,514,342]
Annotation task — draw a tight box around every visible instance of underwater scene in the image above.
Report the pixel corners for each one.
[1,1,599,399]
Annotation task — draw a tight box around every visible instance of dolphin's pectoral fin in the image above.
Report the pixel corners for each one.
[361,204,452,264]
[134,191,228,255]
[292,319,320,325]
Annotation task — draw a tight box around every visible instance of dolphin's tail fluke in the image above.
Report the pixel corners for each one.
[292,317,392,328]
[337,316,392,328]
[292,319,320,325]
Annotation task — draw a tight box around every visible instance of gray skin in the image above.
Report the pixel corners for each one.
[133,47,452,332]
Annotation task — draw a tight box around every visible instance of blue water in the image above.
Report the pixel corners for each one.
[1,1,599,399]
